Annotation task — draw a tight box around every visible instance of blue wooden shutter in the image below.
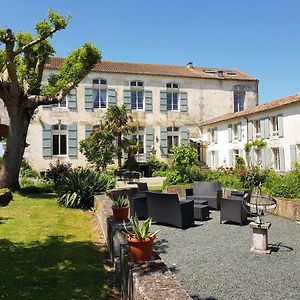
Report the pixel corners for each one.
[123,90,131,112]
[160,91,167,112]
[228,150,233,167]
[68,89,77,110]
[290,145,297,168]
[160,126,167,155]
[85,88,93,111]
[85,125,93,138]
[146,126,154,158]
[228,124,232,142]
[108,89,117,107]
[248,121,253,140]
[180,127,189,146]
[145,90,153,112]
[279,147,285,172]
[278,114,284,137]
[68,124,77,158]
[260,118,265,139]
[264,117,270,139]
[42,124,52,158]
[180,91,188,113]
[237,122,242,141]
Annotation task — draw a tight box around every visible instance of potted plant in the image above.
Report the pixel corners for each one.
[112,196,129,221]
[124,215,160,262]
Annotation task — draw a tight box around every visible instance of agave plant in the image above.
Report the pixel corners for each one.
[112,196,129,208]
[58,168,115,209]
[124,215,160,240]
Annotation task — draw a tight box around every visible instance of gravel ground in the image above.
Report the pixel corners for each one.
[152,212,300,300]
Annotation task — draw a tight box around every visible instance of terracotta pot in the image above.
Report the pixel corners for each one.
[126,236,155,262]
[112,206,129,221]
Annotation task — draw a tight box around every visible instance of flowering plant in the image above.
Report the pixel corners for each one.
[240,166,267,189]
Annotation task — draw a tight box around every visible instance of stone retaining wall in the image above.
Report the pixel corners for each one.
[273,198,300,221]
[94,190,192,300]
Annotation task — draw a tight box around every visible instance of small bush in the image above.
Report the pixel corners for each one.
[148,155,169,177]
[45,160,72,189]
[20,178,55,193]
[58,168,116,209]
[20,160,39,178]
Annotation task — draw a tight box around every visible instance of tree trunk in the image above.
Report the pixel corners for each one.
[0,102,32,191]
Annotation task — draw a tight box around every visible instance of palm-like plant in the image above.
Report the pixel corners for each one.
[104,105,135,169]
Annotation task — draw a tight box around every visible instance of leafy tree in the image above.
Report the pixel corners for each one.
[103,105,135,169]
[79,125,116,171]
[0,10,100,190]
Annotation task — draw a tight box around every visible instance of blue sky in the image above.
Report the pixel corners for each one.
[1,0,300,103]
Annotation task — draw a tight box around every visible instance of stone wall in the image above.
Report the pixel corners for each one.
[94,190,192,300]
[273,198,300,221]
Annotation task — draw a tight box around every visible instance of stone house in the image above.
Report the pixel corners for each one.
[200,94,300,172]
[20,57,258,172]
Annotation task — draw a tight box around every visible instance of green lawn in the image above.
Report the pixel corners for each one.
[0,193,108,299]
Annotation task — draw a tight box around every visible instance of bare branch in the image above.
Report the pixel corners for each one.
[14,27,59,57]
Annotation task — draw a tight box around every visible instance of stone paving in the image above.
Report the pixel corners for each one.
[152,211,300,300]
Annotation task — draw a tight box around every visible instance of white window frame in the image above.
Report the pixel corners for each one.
[255,120,261,138]
[233,149,239,167]
[211,150,217,168]
[52,123,68,156]
[132,126,145,155]
[233,89,245,112]
[272,148,280,171]
[166,82,179,111]
[271,116,279,137]
[130,81,144,110]
[92,79,108,109]
[232,124,238,141]
[167,126,180,154]
[210,128,217,144]
[52,96,68,109]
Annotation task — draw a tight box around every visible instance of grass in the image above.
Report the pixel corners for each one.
[0,193,108,299]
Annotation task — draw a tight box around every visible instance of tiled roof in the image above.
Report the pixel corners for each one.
[45,57,257,81]
[200,93,300,126]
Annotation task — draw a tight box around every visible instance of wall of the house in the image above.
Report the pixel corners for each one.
[202,102,300,172]
[24,69,258,172]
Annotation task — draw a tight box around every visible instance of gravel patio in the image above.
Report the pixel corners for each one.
[152,211,300,300]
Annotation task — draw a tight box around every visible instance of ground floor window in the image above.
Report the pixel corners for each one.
[254,149,262,167]
[211,151,217,168]
[233,149,239,167]
[272,148,280,171]
[52,124,67,156]
[132,126,145,154]
[167,126,179,153]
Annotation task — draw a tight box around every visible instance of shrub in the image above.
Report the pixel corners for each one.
[58,168,116,209]
[122,156,139,171]
[20,178,55,193]
[20,160,39,178]
[148,155,169,177]
[0,188,13,207]
[45,160,72,189]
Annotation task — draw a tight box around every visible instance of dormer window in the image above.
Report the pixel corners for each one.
[92,79,107,109]
[166,83,179,111]
[130,81,144,110]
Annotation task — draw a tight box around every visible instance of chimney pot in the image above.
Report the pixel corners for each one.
[186,61,193,70]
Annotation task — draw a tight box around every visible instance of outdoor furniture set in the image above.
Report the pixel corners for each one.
[116,169,140,183]
[129,181,250,229]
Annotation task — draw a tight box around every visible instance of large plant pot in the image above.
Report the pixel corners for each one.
[126,236,155,262]
[112,206,129,221]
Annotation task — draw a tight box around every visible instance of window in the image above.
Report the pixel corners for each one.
[297,144,300,161]
[272,148,280,171]
[166,83,179,111]
[271,116,279,136]
[233,86,245,112]
[211,151,217,168]
[254,149,262,167]
[132,126,145,154]
[130,81,144,110]
[167,126,179,153]
[255,120,261,138]
[233,149,239,167]
[52,124,67,156]
[210,128,217,144]
[52,96,67,108]
[232,124,238,141]
[92,79,107,108]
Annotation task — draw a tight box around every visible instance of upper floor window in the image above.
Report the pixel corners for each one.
[132,126,145,154]
[166,83,179,111]
[233,85,245,113]
[210,127,217,144]
[255,120,261,138]
[167,126,179,153]
[52,123,67,156]
[92,79,107,109]
[52,96,67,108]
[130,81,144,110]
[271,116,279,136]
[232,123,238,141]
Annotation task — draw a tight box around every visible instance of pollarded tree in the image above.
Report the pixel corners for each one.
[0,10,100,190]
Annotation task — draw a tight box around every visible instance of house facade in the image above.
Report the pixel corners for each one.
[19,58,258,172]
[201,94,300,172]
